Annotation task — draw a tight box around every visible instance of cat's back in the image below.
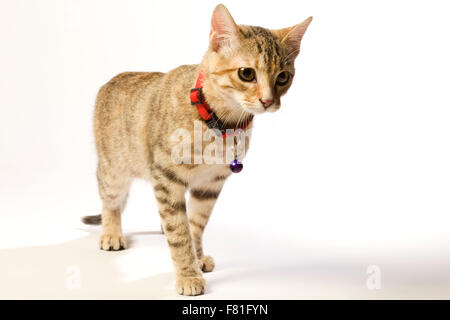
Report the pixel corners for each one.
[94,71,164,133]
[94,72,165,167]
[93,66,198,176]
[95,71,164,116]
[99,71,164,93]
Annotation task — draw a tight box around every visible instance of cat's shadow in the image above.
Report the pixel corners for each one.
[0,229,177,299]
[0,227,312,299]
[2,226,447,299]
[75,227,164,248]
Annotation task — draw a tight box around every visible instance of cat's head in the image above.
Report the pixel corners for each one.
[203,4,312,119]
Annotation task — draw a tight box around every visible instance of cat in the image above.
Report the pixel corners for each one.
[82,4,312,296]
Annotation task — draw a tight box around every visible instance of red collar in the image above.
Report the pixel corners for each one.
[190,70,253,138]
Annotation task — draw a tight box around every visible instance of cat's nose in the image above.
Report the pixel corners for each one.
[259,99,273,108]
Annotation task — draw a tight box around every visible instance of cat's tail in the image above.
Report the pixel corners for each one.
[81,214,102,225]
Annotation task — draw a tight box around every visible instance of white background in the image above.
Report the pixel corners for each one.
[1,0,449,299]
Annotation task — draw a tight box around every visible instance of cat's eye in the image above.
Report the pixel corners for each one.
[276,71,290,86]
[238,68,256,82]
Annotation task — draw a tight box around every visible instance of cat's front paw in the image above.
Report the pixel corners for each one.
[99,233,127,251]
[198,255,215,272]
[176,276,206,296]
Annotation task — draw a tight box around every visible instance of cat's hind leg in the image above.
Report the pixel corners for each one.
[97,165,130,251]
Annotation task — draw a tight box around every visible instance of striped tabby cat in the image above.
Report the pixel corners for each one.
[82,4,312,295]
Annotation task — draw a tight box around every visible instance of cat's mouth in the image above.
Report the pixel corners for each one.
[241,103,266,115]
[241,103,279,115]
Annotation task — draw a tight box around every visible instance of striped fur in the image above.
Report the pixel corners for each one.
[83,4,311,296]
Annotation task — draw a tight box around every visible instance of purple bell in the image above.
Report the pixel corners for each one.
[230,158,243,173]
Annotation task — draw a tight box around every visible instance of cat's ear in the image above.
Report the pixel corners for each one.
[209,4,239,52]
[276,16,313,60]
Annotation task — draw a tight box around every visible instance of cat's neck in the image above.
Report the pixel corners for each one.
[197,63,253,128]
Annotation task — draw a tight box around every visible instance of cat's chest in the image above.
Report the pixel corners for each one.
[187,131,251,185]
[187,163,231,187]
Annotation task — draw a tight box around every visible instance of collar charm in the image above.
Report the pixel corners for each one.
[229,158,243,173]
[229,135,244,173]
